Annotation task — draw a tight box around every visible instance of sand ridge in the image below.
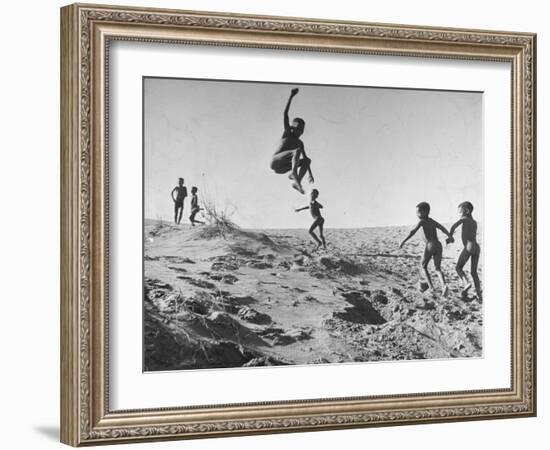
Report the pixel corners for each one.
[143,221,483,371]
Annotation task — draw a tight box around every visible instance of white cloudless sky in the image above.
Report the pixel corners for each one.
[144,77,482,229]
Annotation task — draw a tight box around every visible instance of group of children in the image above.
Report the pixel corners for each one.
[170,178,202,226]
[169,88,481,300]
[270,88,482,300]
[399,201,482,300]
[270,88,327,250]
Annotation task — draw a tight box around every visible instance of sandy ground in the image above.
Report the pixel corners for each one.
[143,220,483,371]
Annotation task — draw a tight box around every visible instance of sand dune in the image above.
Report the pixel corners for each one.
[143,220,483,371]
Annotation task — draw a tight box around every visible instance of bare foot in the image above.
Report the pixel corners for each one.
[461,283,472,297]
[291,180,305,194]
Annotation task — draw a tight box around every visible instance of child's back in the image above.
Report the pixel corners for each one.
[460,216,478,247]
[400,202,452,296]
[449,202,482,300]
[418,218,440,242]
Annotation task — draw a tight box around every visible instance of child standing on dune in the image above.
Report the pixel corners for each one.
[171,177,187,224]
[189,186,204,226]
[296,189,326,249]
[400,202,452,297]
[447,201,482,301]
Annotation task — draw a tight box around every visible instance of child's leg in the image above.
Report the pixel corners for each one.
[456,248,472,294]
[290,150,311,193]
[318,220,326,249]
[470,245,482,300]
[271,151,294,175]
[421,248,434,290]
[174,203,179,224]
[294,156,311,184]
[433,242,448,296]
[290,149,301,179]
[189,210,196,226]
[308,220,323,247]
[177,206,183,224]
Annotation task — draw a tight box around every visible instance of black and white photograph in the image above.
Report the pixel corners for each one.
[143,77,484,372]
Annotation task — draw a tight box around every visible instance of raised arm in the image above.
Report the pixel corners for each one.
[284,88,299,131]
[295,205,309,213]
[400,222,421,248]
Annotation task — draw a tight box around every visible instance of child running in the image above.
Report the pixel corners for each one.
[189,186,204,226]
[447,201,482,301]
[170,177,187,224]
[270,88,315,195]
[295,189,326,249]
[400,202,452,297]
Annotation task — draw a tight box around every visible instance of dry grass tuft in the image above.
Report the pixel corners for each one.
[199,196,238,239]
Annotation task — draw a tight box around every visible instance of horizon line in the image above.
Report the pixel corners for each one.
[143,217,477,230]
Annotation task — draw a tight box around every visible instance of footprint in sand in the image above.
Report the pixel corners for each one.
[176,276,216,290]
[168,265,187,274]
[246,261,273,270]
[237,306,272,325]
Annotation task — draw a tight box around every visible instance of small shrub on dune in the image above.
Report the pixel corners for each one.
[198,196,239,239]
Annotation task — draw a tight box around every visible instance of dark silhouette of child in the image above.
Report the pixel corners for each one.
[448,201,482,301]
[189,186,203,226]
[400,202,452,297]
[170,177,187,224]
[296,189,326,249]
[270,88,314,195]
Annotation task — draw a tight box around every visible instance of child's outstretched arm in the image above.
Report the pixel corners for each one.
[433,219,454,244]
[295,205,309,213]
[446,219,464,244]
[399,223,421,248]
[449,219,464,237]
[284,88,299,131]
[433,219,451,237]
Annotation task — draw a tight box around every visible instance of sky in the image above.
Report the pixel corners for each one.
[144,77,483,229]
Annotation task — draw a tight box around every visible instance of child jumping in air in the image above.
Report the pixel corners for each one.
[270,88,315,195]
[296,189,326,249]
[447,201,482,301]
[400,202,452,297]
[189,186,204,226]
[170,177,187,224]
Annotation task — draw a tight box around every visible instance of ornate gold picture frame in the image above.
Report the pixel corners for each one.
[60,3,536,446]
